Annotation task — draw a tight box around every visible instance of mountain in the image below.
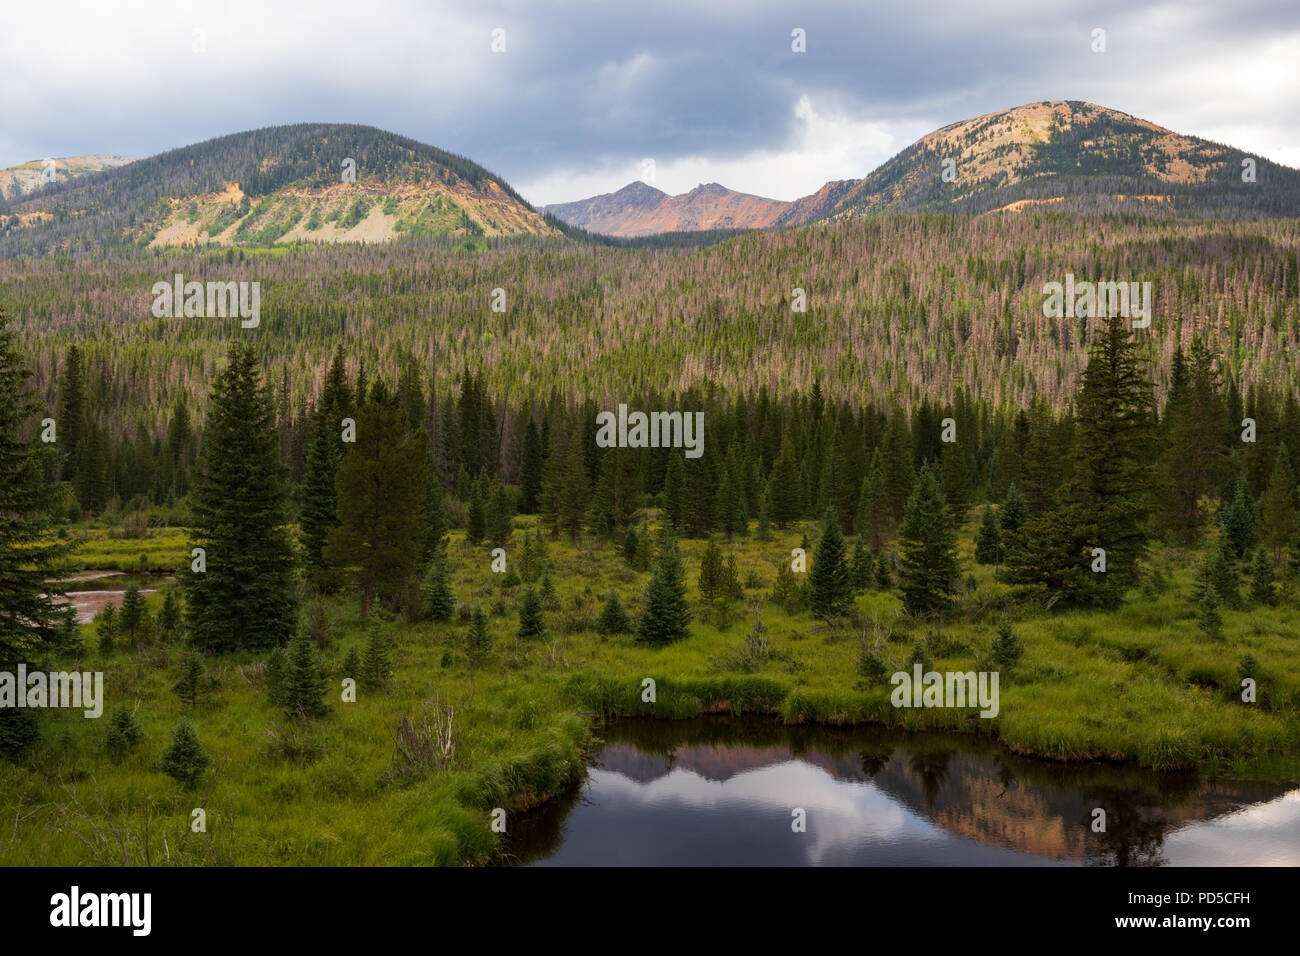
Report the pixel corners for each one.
[0,124,556,256]
[822,100,1300,219]
[545,100,1300,236]
[0,155,134,201]
[542,181,794,236]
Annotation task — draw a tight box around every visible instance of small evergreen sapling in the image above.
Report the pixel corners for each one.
[158,719,210,785]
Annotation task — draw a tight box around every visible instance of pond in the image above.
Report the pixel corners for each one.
[501,717,1300,866]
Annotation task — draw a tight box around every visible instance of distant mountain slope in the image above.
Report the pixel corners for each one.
[543,181,794,236]
[0,155,134,201]
[823,100,1300,219]
[0,124,556,256]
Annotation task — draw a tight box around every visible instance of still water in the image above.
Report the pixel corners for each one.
[503,718,1300,866]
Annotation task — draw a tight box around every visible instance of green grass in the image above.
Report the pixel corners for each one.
[3,514,1298,865]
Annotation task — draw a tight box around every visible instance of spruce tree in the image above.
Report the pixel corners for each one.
[519,419,544,513]
[158,719,210,785]
[898,469,959,616]
[1259,453,1297,562]
[105,706,143,762]
[973,505,1004,566]
[596,589,633,635]
[174,651,206,707]
[360,627,391,690]
[184,344,298,652]
[764,435,802,527]
[1219,476,1256,559]
[662,452,687,530]
[340,645,361,683]
[158,588,182,642]
[324,380,428,618]
[57,343,86,487]
[265,646,289,709]
[118,585,145,645]
[810,509,852,618]
[465,606,492,667]
[1000,482,1027,536]
[421,549,455,622]
[1250,548,1276,606]
[637,526,690,645]
[874,552,893,590]
[697,540,724,606]
[285,635,329,717]
[622,523,640,565]
[850,537,873,591]
[517,586,546,641]
[1198,587,1223,640]
[855,451,890,550]
[299,412,342,587]
[96,603,118,656]
[988,620,1024,673]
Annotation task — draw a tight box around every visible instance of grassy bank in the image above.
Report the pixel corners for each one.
[2,515,1298,865]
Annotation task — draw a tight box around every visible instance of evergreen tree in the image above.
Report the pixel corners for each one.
[184,344,298,652]
[340,645,361,683]
[875,551,893,590]
[517,586,546,641]
[96,603,118,656]
[1196,543,1240,609]
[810,509,852,618]
[299,413,342,586]
[1219,476,1256,560]
[420,463,449,565]
[57,343,85,487]
[855,451,890,550]
[897,469,959,616]
[421,549,456,622]
[324,380,428,618]
[662,452,687,530]
[466,479,487,543]
[538,568,558,609]
[638,526,690,645]
[988,620,1024,673]
[118,585,145,645]
[973,505,1004,566]
[465,605,492,667]
[850,537,873,591]
[174,651,206,707]
[158,588,182,642]
[764,435,801,527]
[285,636,329,717]
[519,418,544,513]
[1198,587,1223,640]
[360,627,391,690]
[622,523,640,566]
[487,481,515,545]
[721,554,744,602]
[105,706,143,762]
[1000,482,1027,536]
[158,719,210,785]
[697,540,725,606]
[596,589,633,635]
[1250,548,1276,606]
[1260,453,1297,562]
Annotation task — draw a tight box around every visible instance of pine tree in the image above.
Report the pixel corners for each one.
[596,589,633,635]
[638,526,690,645]
[874,551,893,590]
[1219,476,1256,559]
[421,549,455,622]
[855,451,890,550]
[420,464,449,565]
[1250,548,1276,606]
[57,343,85,487]
[850,537,873,591]
[158,588,182,642]
[466,479,487,543]
[1000,482,1027,535]
[1196,543,1240,609]
[340,645,361,684]
[722,554,744,602]
[118,585,145,645]
[96,603,118,656]
[158,719,210,785]
[465,606,492,667]
[988,620,1024,673]
[810,509,852,618]
[662,452,687,530]
[764,435,802,527]
[487,481,515,545]
[105,706,143,762]
[517,586,546,641]
[285,636,330,717]
[299,412,342,586]
[1198,587,1223,640]
[184,344,298,652]
[898,469,959,616]
[324,380,428,618]
[1260,453,1297,562]
[519,418,544,513]
[697,539,724,606]
[622,523,640,565]
[174,651,206,707]
[973,505,1003,566]
[360,627,391,689]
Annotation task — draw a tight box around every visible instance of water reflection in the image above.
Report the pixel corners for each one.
[501,718,1299,867]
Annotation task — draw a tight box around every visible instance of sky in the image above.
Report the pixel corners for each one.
[3,0,1298,206]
